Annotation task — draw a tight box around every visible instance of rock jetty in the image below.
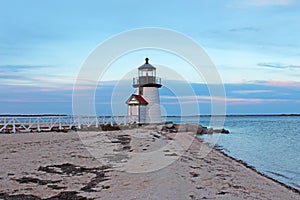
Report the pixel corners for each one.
[157,122,229,135]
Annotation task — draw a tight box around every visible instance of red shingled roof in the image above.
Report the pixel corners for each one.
[126,94,148,105]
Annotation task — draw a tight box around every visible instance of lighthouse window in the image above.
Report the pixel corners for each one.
[140,70,154,77]
[148,71,153,76]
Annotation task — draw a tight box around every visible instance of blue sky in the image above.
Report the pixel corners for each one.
[0,0,300,115]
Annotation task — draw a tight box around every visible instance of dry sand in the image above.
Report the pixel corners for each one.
[0,129,299,200]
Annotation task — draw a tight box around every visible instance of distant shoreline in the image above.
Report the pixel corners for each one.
[167,114,300,117]
[1,114,300,117]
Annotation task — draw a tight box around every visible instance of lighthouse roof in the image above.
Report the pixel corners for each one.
[126,94,148,105]
[138,58,156,70]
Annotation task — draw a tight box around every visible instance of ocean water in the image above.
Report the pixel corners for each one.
[169,115,300,191]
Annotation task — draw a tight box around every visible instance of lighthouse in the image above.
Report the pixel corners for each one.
[126,58,162,124]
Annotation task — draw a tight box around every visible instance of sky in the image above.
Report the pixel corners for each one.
[0,0,300,115]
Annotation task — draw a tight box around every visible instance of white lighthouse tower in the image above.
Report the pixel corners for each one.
[126,58,162,124]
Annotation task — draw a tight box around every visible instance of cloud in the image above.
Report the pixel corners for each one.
[229,27,260,32]
[0,97,70,103]
[257,63,300,70]
[229,0,294,7]
[0,73,35,80]
[223,97,289,105]
[161,95,292,105]
[228,80,300,96]
[247,0,293,6]
[0,64,78,89]
[265,80,300,88]
[232,90,272,94]
[0,65,51,73]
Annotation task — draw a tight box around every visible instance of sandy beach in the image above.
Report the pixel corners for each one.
[0,129,299,200]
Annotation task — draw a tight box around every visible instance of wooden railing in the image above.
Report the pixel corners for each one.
[0,115,137,133]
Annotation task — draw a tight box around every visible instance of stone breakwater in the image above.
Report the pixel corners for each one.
[157,122,230,135]
[77,122,230,135]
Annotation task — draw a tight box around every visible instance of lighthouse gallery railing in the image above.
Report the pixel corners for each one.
[133,76,161,86]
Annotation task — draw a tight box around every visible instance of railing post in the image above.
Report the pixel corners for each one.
[28,117,31,131]
[12,117,16,134]
[59,117,62,130]
[4,117,6,130]
[77,116,81,129]
[103,116,106,125]
[95,116,98,127]
[69,116,73,129]
[37,117,41,132]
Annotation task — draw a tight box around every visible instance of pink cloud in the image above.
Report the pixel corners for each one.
[161,95,292,105]
[237,80,300,89]
[266,80,300,88]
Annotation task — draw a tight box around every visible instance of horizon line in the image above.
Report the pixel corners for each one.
[0,114,300,117]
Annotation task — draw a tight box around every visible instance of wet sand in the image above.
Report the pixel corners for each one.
[0,130,299,200]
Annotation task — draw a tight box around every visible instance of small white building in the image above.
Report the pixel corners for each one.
[126,94,148,124]
[126,58,162,124]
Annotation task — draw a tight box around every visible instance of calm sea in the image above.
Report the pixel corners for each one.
[167,115,300,191]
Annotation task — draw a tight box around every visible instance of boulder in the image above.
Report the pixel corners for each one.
[156,125,164,131]
[176,124,187,132]
[200,127,208,134]
[213,128,230,134]
[221,128,229,134]
[185,124,200,132]
[165,122,174,129]
[207,128,214,134]
[196,125,203,134]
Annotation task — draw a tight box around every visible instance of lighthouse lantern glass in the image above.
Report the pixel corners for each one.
[139,69,156,77]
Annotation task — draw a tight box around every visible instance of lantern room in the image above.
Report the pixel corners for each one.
[133,58,161,88]
[138,57,156,77]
